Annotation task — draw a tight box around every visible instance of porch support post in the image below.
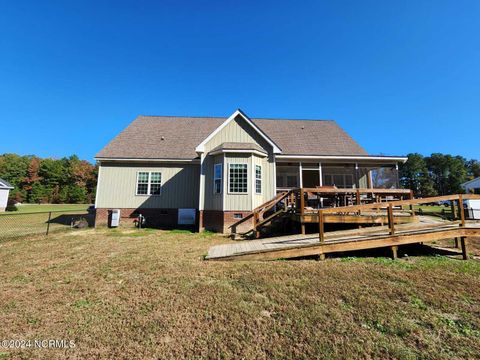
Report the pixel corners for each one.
[395,163,400,189]
[319,162,324,208]
[355,163,359,189]
[299,162,303,188]
[198,153,205,231]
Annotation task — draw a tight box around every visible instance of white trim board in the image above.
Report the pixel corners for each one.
[96,157,200,163]
[195,109,282,154]
[208,149,268,157]
[276,155,408,163]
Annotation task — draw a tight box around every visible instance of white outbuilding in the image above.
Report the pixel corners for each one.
[461,177,480,194]
[0,178,14,211]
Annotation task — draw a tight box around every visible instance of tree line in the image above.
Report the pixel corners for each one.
[0,154,97,204]
[399,153,480,197]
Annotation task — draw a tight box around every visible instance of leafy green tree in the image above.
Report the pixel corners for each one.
[68,185,88,203]
[29,183,50,204]
[466,160,480,179]
[399,153,436,197]
[0,154,31,201]
[426,154,467,195]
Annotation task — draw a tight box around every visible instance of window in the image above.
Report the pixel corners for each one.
[136,171,162,195]
[229,164,248,193]
[214,164,222,194]
[136,172,149,195]
[150,172,162,195]
[255,165,262,194]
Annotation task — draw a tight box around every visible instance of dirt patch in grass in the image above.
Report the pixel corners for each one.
[0,230,479,359]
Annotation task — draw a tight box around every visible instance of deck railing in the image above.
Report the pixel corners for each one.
[249,187,413,238]
[317,193,480,258]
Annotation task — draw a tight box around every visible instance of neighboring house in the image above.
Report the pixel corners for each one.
[462,177,480,194]
[0,178,14,212]
[95,109,407,232]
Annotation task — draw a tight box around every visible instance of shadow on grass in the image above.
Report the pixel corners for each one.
[286,243,464,262]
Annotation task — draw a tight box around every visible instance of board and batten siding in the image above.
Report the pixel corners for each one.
[202,116,272,153]
[252,154,276,209]
[203,154,224,211]
[199,114,277,212]
[96,162,200,209]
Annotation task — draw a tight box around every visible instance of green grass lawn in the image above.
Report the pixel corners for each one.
[10,203,90,214]
[0,229,479,359]
[0,204,92,240]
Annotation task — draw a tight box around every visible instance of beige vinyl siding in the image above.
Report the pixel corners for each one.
[199,114,277,211]
[96,162,200,209]
[203,154,224,211]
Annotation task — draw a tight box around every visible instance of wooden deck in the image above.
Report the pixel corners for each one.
[206,219,480,261]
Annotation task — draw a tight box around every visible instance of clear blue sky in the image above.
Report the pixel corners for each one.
[1,0,479,162]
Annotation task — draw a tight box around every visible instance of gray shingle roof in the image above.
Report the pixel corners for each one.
[96,115,367,160]
[0,178,14,189]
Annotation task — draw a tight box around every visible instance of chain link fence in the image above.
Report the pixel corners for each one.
[0,210,95,241]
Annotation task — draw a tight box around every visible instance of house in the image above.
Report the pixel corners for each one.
[0,178,14,212]
[95,109,407,233]
[462,177,480,194]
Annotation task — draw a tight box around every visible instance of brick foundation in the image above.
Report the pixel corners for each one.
[201,210,254,234]
[95,208,179,228]
[96,208,254,234]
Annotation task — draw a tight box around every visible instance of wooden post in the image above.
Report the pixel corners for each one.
[454,237,459,249]
[460,237,468,260]
[253,211,260,239]
[356,189,361,205]
[318,209,324,243]
[300,188,305,234]
[391,245,398,260]
[387,203,395,235]
[458,194,465,227]
[458,195,468,260]
[46,211,52,235]
[409,190,414,216]
[450,200,456,221]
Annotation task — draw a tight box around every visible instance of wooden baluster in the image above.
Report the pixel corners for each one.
[459,194,465,227]
[450,200,456,221]
[458,194,468,260]
[318,209,324,243]
[409,190,414,216]
[300,188,305,234]
[388,203,395,235]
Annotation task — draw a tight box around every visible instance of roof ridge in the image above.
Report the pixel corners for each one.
[138,115,226,119]
[136,115,335,122]
[253,117,335,122]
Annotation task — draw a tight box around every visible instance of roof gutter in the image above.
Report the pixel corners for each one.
[95,157,200,164]
[276,155,408,163]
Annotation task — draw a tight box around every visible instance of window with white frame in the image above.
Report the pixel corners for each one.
[214,163,222,194]
[255,165,262,194]
[136,171,162,195]
[229,164,248,193]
